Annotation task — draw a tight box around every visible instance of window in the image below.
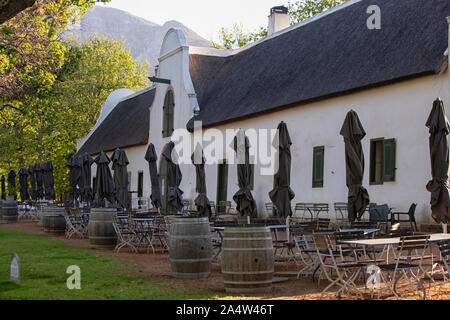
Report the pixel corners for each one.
[312,146,324,188]
[162,89,174,137]
[370,138,396,185]
[137,171,144,198]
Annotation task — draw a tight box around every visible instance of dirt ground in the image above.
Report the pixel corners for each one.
[3,220,450,300]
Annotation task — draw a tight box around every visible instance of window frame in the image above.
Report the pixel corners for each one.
[369,137,396,185]
[312,146,325,188]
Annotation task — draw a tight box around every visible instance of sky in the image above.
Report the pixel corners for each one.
[97,0,288,42]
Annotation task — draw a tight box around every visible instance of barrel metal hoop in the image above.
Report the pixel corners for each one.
[221,270,274,275]
[222,247,274,251]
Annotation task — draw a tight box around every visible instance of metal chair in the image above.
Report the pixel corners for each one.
[64,210,85,239]
[265,202,279,217]
[294,203,314,221]
[369,204,391,234]
[436,240,450,284]
[112,215,138,253]
[313,234,365,299]
[390,203,418,232]
[334,202,347,227]
[377,235,431,300]
[314,203,329,220]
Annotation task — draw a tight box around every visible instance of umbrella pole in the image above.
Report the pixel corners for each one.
[443,223,448,234]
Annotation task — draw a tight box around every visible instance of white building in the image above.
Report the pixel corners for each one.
[77,0,450,225]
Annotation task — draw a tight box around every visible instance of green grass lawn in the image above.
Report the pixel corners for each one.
[0,226,225,300]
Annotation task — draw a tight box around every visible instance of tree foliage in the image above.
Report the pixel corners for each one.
[0,0,110,101]
[0,37,149,199]
[212,0,349,49]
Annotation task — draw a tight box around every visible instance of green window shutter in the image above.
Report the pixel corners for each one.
[162,90,174,137]
[382,139,396,182]
[312,146,324,188]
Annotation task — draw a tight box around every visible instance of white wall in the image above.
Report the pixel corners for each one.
[196,71,449,225]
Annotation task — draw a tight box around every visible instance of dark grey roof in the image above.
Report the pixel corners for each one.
[188,0,450,129]
[77,88,155,156]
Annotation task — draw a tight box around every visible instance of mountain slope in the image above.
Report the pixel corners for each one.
[67,6,211,68]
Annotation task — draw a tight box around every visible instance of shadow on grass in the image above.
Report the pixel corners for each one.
[0,281,21,292]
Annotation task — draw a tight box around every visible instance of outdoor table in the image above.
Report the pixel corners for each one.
[131,218,155,252]
[340,233,450,264]
[339,228,380,238]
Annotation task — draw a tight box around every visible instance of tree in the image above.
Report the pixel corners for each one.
[0,37,149,199]
[212,0,349,49]
[0,0,110,102]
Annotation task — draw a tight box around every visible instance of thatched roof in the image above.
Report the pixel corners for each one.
[188,0,450,129]
[77,87,155,156]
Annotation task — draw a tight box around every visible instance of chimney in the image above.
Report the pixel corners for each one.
[268,6,290,36]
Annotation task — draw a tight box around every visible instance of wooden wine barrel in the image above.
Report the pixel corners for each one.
[168,216,213,278]
[1,199,18,224]
[42,206,66,235]
[221,226,274,294]
[88,207,117,249]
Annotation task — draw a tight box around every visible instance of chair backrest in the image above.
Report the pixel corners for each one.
[316,218,332,231]
[334,202,347,210]
[408,203,417,216]
[314,203,329,211]
[437,240,450,272]
[369,204,390,222]
[397,235,430,261]
[333,230,365,242]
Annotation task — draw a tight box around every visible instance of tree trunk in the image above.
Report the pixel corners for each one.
[0,0,36,24]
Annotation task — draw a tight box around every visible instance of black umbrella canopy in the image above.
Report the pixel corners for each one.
[340,110,370,222]
[80,153,94,204]
[232,129,258,219]
[68,156,82,204]
[34,163,44,200]
[28,165,37,200]
[162,141,183,214]
[144,143,162,209]
[426,98,450,224]
[1,175,5,200]
[94,151,116,205]
[42,161,56,200]
[191,144,212,218]
[112,148,130,210]
[19,168,30,202]
[7,170,16,198]
[269,121,295,218]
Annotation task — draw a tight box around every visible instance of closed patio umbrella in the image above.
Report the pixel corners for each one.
[81,153,94,204]
[112,148,130,210]
[340,110,370,222]
[7,170,16,198]
[162,141,183,214]
[144,143,162,209]
[19,168,30,202]
[191,145,212,217]
[34,163,44,200]
[28,165,37,200]
[42,161,56,200]
[1,175,5,200]
[269,121,295,218]
[232,129,258,219]
[94,151,116,205]
[426,98,450,224]
[68,156,82,204]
